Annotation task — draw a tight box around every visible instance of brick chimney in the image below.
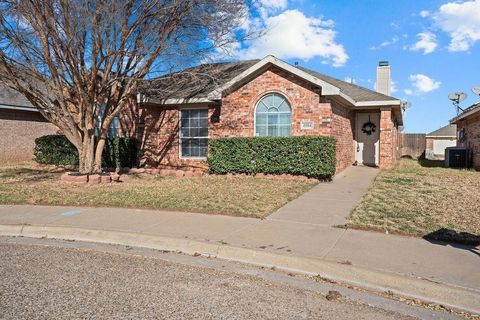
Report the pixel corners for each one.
[376,61,391,96]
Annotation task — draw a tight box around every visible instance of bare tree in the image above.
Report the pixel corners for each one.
[0,0,254,174]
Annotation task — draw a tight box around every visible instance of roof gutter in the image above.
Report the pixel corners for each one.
[137,94,215,106]
[450,105,480,123]
[425,135,456,138]
[355,100,401,107]
[0,104,38,112]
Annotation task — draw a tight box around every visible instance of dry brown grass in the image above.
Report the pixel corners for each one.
[0,163,317,218]
[347,159,480,242]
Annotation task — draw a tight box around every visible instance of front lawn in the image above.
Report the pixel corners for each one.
[0,163,317,218]
[347,159,480,244]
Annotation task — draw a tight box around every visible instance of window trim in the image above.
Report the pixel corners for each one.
[178,107,209,160]
[254,93,292,137]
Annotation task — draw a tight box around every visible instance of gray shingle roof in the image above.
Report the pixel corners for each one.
[451,102,480,123]
[297,66,398,102]
[427,124,457,137]
[141,59,398,103]
[0,83,34,108]
[141,60,260,101]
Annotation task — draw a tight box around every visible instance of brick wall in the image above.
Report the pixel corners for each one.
[218,67,332,137]
[139,104,218,170]
[456,113,480,169]
[426,137,433,150]
[137,67,359,173]
[379,107,397,169]
[0,109,58,162]
[330,100,355,171]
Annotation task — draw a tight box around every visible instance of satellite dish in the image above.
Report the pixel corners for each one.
[448,92,467,103]
[472,87,480,96]
[448,91,467,115]
[401,101,411,112]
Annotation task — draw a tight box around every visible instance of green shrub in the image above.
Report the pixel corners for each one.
[34,135,137,168]
[208,136,336,178]
[33,135,78,165]
[103,137,138,168]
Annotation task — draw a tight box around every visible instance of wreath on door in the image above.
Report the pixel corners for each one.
[361,116,376,136]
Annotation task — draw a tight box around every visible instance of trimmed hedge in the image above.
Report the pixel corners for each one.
[34,135,137,168]
[103,137,138,169]
[33,135,78,165]
[208,136,336,178]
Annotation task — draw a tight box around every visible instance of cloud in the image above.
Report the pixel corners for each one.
[369,36,400,50]
[409,32,438,54]
[236,9,348,67]
[391,80,398,93]
[344,77,356,84]
[258,0,288,11]
[407,74,441,94]
[419,10,430,18]
[404,89,413,95]
[432,0,480,52]
[256,0,289,19]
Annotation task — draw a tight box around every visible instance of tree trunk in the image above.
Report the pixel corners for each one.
[78,134,98,174]
[93,137,106,173]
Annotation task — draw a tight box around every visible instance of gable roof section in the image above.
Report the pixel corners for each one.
[139,55,400,108]
[0,83,38,112]
[207,55,342,100]
[426,124,457,137]
[139,60,259,104]
[450,102,480,123]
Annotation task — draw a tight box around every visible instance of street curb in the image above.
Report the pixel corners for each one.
[1,224,479,315]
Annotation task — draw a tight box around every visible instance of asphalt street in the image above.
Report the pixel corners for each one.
[0,237,424,320]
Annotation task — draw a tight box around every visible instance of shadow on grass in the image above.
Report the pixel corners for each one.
[417,158,445,168]
[423,228,480,257]
[0,167,61,182]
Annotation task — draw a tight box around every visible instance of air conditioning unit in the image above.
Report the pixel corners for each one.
[445,147,471,168]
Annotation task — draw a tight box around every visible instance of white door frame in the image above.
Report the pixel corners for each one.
[355,112,380,166]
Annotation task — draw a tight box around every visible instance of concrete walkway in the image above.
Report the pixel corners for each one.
[0,167,479,313]
[270,166,379,226]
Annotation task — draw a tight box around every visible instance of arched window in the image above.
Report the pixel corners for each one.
[255,93,291,137]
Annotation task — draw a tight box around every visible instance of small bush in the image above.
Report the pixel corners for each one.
[103,137,138,168]
[34,135,137,168]
[208,136,336,178]
[34,135,78,165]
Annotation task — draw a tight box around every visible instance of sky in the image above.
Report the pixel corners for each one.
[229,0,480,133]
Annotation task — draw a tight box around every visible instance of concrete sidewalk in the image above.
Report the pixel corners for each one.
[0,204,479,313]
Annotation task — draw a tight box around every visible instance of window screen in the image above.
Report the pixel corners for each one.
[180,109,208,158]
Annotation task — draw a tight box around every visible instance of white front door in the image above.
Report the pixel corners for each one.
[355,113,380,166]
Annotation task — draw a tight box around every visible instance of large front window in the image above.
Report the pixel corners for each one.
[95,104,120,138]
[255,93,291,137]
[180,109,208,158]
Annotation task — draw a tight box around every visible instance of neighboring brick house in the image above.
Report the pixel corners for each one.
[450,103,480,169]
[0,84,57,162]
[135,56,403,173]
[425,124,457,160]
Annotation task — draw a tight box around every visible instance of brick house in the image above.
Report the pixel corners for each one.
[0,84,57,162]
[450,103,480,169]
[134,56,403,173]
[425,124,457,160]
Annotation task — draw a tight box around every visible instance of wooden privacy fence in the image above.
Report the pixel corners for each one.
[398,133,426,159]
